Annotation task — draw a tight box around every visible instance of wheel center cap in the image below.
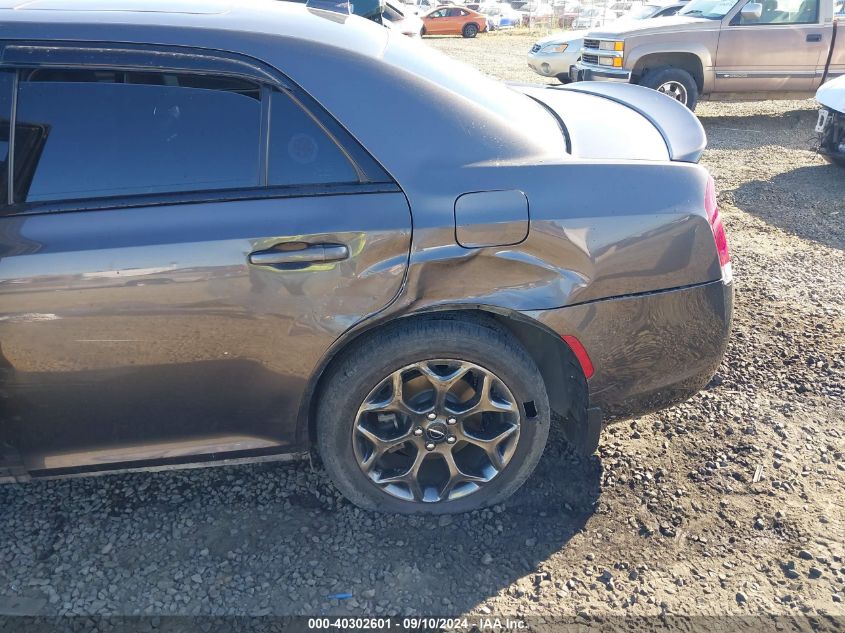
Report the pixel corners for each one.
[425,421,449,443]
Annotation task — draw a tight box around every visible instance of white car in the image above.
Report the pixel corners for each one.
[526,29,588,82]
[816,75,845,168]
[520,0,554,13]
[608,0,646,17]
[384,0,425,36]
[399,0,439,15]
[481,2,523,27]
[617,0,688,19]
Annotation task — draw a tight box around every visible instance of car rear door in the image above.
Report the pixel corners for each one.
[715,0,833,92]
[0,45,411,476]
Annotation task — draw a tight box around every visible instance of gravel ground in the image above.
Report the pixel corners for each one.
[1,31,844,624]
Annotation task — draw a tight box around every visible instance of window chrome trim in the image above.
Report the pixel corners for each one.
[2,70,14,206]
[0,44,285,87]
[0,182,403,217]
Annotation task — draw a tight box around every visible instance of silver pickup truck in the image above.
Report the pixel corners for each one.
[572,0,844,108]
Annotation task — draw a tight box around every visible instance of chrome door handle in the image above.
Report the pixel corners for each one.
[806,33,822,42]
[249,244,349,266]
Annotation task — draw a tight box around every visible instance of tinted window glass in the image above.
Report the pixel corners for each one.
[268,91,358,186]
[14,72,261,203]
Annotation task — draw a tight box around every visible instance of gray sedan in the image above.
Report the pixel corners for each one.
[0,0,732,514]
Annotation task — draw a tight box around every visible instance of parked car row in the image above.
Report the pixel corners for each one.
[400,0,669,35]
[530,0,844,164]
[566,0,843,110]
[528,0,688,82]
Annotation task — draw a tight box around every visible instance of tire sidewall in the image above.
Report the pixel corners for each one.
[317,324,550,514]
[463,23,478,37]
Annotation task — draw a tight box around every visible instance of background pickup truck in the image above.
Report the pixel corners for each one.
[572,0,844,109]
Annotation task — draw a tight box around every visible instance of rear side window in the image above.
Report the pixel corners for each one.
[268,90,359,187]
[13,71,261,203]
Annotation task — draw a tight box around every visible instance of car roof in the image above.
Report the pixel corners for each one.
[0,0,389,59]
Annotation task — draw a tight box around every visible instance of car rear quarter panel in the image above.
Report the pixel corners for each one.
[380,161,721,317]
[303,159,725,432]
[530,278,733,420]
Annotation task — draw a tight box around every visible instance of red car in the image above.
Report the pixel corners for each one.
[421,6,488,37]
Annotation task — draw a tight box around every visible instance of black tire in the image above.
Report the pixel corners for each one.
[638,66,699,111]
[462,22,479,38]
[420,25,427,36]
[316,316,551,514]
[555,73,571,84]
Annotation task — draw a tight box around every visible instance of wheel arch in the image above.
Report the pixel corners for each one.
[298,305,589,448]
[631,51,706,92]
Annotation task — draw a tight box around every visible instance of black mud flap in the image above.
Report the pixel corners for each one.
[565,406,602,457]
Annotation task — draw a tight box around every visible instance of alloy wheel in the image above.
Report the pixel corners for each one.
[352,359,521,503]
[656,80,688,105]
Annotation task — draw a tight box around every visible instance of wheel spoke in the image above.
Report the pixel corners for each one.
[359,371,416,416]
[463,425,519,471]
[458,373,516,416]
[418,361,473,410]
[440,449,487,500]
[356,425,413,471]
[374,447,427,500]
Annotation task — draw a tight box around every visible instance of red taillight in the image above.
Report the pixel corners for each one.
[562,334,594,380]
[705,175,731,270]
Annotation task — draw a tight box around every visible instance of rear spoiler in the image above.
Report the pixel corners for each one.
[561,82,707,163]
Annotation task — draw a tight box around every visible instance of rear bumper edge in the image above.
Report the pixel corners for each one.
[528,279,734,422]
